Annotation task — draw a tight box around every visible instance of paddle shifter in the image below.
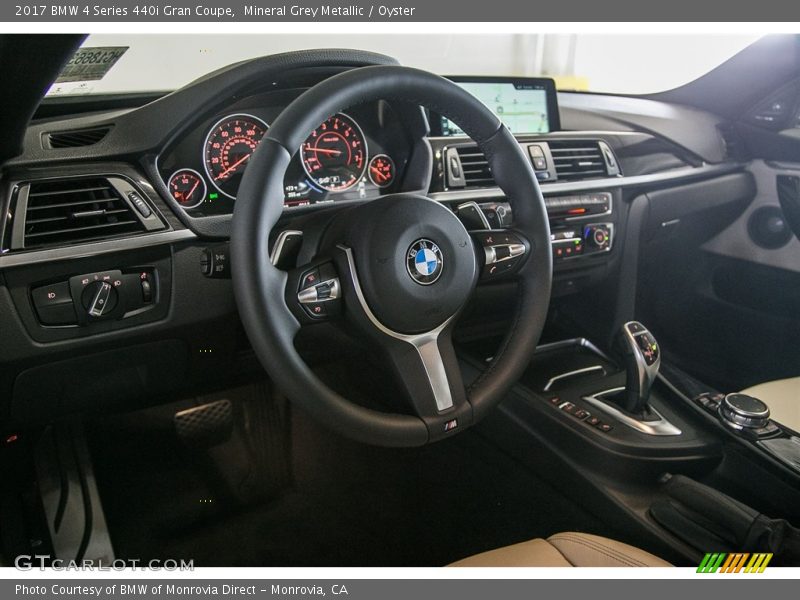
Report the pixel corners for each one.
[618,321,661,416]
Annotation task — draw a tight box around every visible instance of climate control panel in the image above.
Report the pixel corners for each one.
[551,222,613,260]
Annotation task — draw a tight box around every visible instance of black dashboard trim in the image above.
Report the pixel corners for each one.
[429,162,743,203]
[0,229,196,270]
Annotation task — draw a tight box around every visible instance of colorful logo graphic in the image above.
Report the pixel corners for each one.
[697,552,773,573]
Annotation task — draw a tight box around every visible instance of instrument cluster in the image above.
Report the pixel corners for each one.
[157,95,410,217]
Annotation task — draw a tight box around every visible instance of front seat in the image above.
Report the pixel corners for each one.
[741,378,800,432]
[449,532,671,567]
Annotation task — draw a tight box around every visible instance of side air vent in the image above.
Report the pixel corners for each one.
[455,146,494,188]
[11,176,164,251]
[718,124,748,161]
[47,126,112,149]
[548,140,609,180]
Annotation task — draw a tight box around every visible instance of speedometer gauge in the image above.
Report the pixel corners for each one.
[300,113,367,192]
[204,113,268,199]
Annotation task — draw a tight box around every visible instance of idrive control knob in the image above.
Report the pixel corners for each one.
[719,393,770,430]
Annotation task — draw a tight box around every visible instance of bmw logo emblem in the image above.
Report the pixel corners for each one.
[406,239,443,285]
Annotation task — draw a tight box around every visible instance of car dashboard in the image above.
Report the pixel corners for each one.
[0,49,745,426]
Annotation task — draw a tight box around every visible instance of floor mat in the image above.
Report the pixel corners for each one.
[87,382,605,566]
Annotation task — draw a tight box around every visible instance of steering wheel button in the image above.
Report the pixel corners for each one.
[303,302,328,319]
[300,269,320,290]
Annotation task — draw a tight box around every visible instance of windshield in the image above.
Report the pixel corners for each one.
[47,33,762,97]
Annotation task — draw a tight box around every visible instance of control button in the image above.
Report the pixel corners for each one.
[560,402,577,415]
[695,393,722,414]
[585,416,601,427]
[316,282,333,300]
[535,171,551,181]
[449,156,461,178]
[494,245,512,261]
[753,422,781,438]
[626,321,645,335]
[36,303,77,326]
[481,256,520,279]
[300,269,320,290]
[594,229,608,245]
[548,396,561,405]
[528,144,545,159]
[533,157,547,170]
[595,422,614,433]
[573,409,591,421]
[303,302,328,319]
[32,282,72,308]
[141,278,153,303]
[201,244,230,278]
[127,191,152,218]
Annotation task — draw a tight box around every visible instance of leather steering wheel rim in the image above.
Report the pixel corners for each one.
[231,65,552,447]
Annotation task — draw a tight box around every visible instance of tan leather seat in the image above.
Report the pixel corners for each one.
[741,377,800,432]
[449,532,671,567]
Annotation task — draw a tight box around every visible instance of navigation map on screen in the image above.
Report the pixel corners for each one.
[440,81,551,135]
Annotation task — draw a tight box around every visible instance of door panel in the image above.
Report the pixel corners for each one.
[637,167,800,392]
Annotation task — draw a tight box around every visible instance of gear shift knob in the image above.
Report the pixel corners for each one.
[619,321,661,414]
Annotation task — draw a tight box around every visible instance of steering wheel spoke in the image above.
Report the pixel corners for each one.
[472,229,531,282]
[381,326,472,438]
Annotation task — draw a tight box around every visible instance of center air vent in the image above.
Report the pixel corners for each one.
[46,126,112,149]
[10,176,164,251]
[548,140,609,180]
[444,139,619,190]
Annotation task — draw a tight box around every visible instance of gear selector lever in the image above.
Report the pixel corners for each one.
[618,321,661,416]
[583,322,679,435]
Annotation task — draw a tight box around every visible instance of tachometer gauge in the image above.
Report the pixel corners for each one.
[300,113,367,192]
[368,154,396,188]
[168,168,206,209]
[204,113,268,199]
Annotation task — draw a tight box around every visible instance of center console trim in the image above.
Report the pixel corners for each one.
[543,365,607,392]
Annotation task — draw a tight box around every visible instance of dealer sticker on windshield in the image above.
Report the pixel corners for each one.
[55,46,128,83]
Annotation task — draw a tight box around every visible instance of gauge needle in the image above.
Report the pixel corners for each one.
[215,153,251,180]
[310,147,342,156]
[371,167,388,182]
[184,179,200,200]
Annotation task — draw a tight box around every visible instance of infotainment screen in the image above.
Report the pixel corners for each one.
[434,77,560,136]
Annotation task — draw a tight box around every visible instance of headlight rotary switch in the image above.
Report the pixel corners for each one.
[81,280,118,317]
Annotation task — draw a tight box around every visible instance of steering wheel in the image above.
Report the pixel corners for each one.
[231,66,552,447]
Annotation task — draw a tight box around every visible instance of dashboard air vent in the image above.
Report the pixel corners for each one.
[21,177,152,249]
[548,140,608,180]
[718,124,748,161]
[455,146,494,188]
[47,126,111,149]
